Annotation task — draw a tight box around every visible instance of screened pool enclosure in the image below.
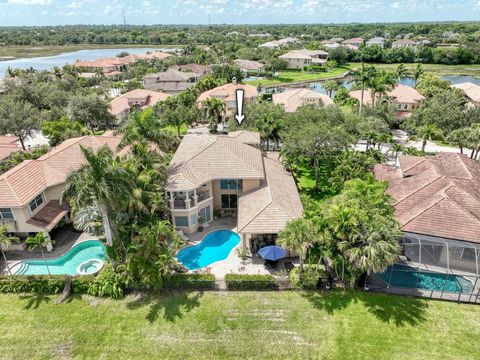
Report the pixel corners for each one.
[367,232,480,303]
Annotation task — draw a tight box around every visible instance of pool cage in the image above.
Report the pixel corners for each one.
[366,232,480,303]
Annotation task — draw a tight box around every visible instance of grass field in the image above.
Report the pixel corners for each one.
[0,291,478,359]
[0,44,183,60]
[351,62,480,77]
[244,65,353,86]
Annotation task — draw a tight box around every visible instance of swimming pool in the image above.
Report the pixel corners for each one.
[13,240,106,276]
[177,230,240,270]
[379,264,473,294]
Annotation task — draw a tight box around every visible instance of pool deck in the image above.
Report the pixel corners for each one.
[1,226,97,275]
[183,217,298,280]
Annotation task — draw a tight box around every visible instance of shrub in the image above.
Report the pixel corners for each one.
[0,275,66,294]
[289,265,328,290]
[86,263,125,299]
[224,274,277,290]
[163,273,215,291]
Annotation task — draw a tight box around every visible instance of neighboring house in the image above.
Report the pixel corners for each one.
[259,37,299,49]
[272,89,333,112]
[374,153,480,275]
[0,136,21,161]
[324,42,341,50]
[343,44,359,51]
[109,89,170,124]
[233,59,265,74]
[451,82,480,107]
[349,84,424,116]
[366,37,385,48]
[279,49,329,69]
[73,51,172,76]
[0,134,128,239]
[392,39,417,49]
[165,132,303,251]
[170,63,211,75]
[342,38,364,47]
[197,81,258,117]
[143,69,203,95]
[73,58,125,76]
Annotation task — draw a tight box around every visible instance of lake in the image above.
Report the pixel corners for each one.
[262,75,480,96]
[0,47,179,78]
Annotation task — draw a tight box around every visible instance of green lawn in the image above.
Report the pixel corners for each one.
[0,291,478,359]
[244,65,354,87]
[350,62,480,77]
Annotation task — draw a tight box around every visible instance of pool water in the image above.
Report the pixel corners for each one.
[14,240,106,276]
[379,264,473,294]
[177,230,240,270]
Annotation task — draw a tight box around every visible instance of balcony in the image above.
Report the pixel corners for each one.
[197,189,210,203]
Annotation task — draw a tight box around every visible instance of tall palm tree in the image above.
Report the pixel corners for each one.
[395,63,410,81]
[369,70,397,107]
[0,225,19,276]
[387,143,405,165]
[447,128,469,154]
[254,113,283,150]
[412,64,424,88]
[352,63,376,114]
[202,98,225,133]
[413,124,444,153]
[62,146,134,246]
[277,218,318,276]
[26,232,54,275]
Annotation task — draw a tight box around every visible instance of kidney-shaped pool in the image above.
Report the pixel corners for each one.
[13,240,106,276]
[177,230,240,270]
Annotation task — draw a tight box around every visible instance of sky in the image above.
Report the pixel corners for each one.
[1,0,480,26]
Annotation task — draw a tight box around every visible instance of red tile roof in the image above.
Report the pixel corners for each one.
[374,153,480,243]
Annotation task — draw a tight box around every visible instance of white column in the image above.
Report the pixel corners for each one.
[192,189,198,207]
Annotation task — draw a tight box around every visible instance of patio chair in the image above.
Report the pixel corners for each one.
[177,230,189,241]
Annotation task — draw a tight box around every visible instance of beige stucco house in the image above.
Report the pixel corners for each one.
[0,135,128,241]
[197,81,258,118]
[279,49,328,69]
[143,69,203,95]
[165,131,303,251]
[349,84,424,116]
[272,88,333,112]
[451,82,480,107]
[109,89,170,124]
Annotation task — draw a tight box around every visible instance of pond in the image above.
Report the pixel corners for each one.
[0,47,179,78]
[261,75,480,96]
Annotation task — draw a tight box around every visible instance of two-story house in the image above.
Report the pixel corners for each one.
[279,49,329,69]
[197,80,258,118]
[0,134,128,244]
[143,69,203,95]
[109,89,170,124]
[272,88,333,112]
[166,131,303,252]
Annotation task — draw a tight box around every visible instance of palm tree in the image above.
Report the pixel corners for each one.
[254,113,283,150]
[412,64,424,88]
[26,232,53,275]
[413,124,444,153]
[369,70,397,107]
[277,218,318,276]
[447,128,469,154]
[202,98,225,133]
[323,80,339,98]
[387,143,405,165]
[395,63,410,81]
[0,225,19,276]
[62,146,134,246]
[117,108,177,152]
[352,63,376,114]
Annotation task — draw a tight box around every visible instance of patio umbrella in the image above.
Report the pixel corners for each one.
[258,245,287,261]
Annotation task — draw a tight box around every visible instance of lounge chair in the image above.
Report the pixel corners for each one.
[177,230,189,241]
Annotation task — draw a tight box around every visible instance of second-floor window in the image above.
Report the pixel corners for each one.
[0,208,14,219]
[220,179,242,190]
[29,193,44,213]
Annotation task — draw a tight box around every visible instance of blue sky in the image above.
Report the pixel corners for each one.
[1,0,480,26]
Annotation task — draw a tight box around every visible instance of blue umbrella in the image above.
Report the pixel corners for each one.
[258,245,287,261]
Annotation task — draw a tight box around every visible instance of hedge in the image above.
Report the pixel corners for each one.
[0,275,95,295]
[289,265,328,290]
[163,273,215,291]
[224,274,278,290]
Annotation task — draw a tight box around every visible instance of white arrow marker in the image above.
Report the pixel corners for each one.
[234,89,245,124]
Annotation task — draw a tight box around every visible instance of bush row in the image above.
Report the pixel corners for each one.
[163,273,216,291]
[224,274,278,290]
